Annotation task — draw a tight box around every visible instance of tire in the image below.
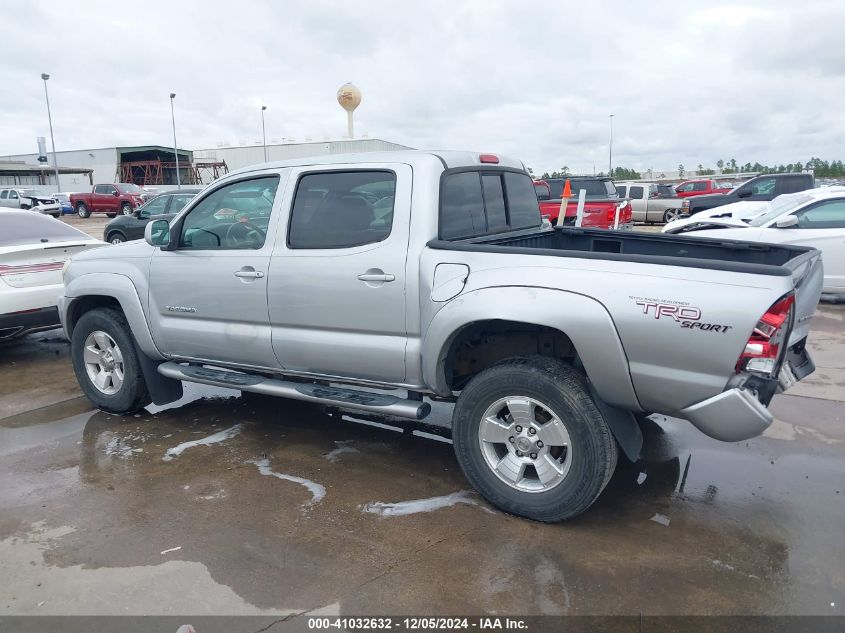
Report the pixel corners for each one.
[452,356,618,522]
[663,208,681,223]
[71,307,151,413]
[121,202,133,215]
[76,202,91,218]
[108,232,126,244]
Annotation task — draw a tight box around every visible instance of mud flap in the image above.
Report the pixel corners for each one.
[588,382,643,462]
[135,344,183,406]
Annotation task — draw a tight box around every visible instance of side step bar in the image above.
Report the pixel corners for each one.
[157,361,431,420]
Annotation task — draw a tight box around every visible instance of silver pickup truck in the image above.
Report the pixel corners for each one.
[58,151,823,521]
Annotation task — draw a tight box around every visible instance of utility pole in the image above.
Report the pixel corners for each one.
[608,113,614,177]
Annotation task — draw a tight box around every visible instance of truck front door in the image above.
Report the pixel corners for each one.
[92,185,116,212]
[147,173,287,369]
[267,164,411,383]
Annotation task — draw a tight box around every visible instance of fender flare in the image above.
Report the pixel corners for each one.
[63,272,163,360]
[422,286,642,412]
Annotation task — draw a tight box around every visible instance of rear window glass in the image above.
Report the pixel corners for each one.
[482,175,507,232]
[440,171,540,240]
[568,179,617,197]
[0,213,89,246]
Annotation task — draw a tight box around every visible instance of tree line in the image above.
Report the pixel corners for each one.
[533,157,845,181]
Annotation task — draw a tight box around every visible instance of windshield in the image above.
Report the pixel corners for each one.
[20,189,41,197]
[116,183,143,194]
[748,193,814,226]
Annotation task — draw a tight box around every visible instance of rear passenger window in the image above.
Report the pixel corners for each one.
[629,186,644,199]
[0,191,7,199]
[616,186,627,197]
[288,171,396,249]
[440,171,540,240]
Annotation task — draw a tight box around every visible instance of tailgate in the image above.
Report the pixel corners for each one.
[0,243,94,289]
[784,248,824,345]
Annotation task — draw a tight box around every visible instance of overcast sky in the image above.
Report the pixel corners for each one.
[1,0,843,174]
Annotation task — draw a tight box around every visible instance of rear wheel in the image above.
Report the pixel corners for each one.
[71,308,151,413]
[121,202,133,215]
[76,202,91,218]
[663,208,681,223]
[452,357,617,522]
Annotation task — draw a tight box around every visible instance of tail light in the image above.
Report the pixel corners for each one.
[607,201,632,227]
[682,199,690,214]
[735,294,794,376]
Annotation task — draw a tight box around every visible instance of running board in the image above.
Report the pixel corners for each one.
[157,361,431,420]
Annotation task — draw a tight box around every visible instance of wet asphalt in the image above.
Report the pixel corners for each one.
[0,305,843,617]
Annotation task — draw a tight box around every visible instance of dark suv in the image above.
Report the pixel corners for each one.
[104,189,200,243]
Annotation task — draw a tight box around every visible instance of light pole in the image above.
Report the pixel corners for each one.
[41,74,61,192]
[169,93,181,189]
[261,105,268,162]
[608,113,614,177]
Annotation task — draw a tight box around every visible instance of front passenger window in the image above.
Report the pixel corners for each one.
[178,176,279,250]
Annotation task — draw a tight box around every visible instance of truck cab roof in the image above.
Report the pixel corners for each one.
[225,150,527,179]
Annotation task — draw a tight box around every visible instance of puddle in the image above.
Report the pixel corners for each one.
[163,424,243,461]
[361,490,483,517]
[247,458,326,506]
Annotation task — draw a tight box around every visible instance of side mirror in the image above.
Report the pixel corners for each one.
[145,218,171,247]
[775,215,799,229]
[736,189,752,198]
[113,190,120,197]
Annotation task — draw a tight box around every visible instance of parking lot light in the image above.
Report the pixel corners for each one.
[40,73,61,193]
[170,93,181,190]
[261,106,268,162]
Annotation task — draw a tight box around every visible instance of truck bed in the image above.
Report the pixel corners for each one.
[429,226,816,277]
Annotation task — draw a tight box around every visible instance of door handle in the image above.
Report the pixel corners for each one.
[234,269,264,279]
[357,272,395,282]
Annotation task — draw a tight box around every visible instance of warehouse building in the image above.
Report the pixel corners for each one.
[1,138,411,193]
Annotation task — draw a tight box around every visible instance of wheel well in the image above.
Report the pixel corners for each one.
[67,295,122,336]
[76,201,87,208]
[106,230,125,241]
[444,320,577,391]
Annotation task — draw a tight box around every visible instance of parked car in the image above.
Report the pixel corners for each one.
[104,189,201,244]
[535,177,633,229]
[0,188,61,217]
[59,150,822,522]
[70,183,153,218]
[55,193,74,215]
[0,211,103,342]
[665,188,845,294]
[615,182,684,223]
[685,173,815,216]
[674,179,733,198]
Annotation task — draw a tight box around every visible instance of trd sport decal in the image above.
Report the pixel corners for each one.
[631,297,733,333]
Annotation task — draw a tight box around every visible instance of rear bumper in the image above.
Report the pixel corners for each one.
[680,387,773,441]
[681,343,814,442]
[0,306,60,341]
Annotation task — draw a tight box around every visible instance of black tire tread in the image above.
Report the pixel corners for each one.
[452,356,618,522]
[71,307,151,413]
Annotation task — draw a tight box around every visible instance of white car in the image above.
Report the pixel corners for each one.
[664,189,845,295]
[1,211,104,342]
[0,188,61,217]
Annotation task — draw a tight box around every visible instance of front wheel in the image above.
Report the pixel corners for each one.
[71,307,151,413]
[451,357,617,522]
[108,233,126,244]
[76,202,91,218]
[121,202,133,215]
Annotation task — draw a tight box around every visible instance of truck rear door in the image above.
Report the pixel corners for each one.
[267,164,411,382]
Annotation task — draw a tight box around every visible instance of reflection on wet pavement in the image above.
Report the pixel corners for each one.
[1,305,844,616]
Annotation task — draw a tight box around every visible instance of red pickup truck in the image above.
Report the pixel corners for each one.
[70,183,152,218]
[674,179,732,198]
[534,177,633,229]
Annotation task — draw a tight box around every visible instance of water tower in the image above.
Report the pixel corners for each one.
[337,82,362,139]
